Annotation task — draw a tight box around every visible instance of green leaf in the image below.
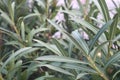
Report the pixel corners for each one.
[105,51,120,69]
[89,20,113,51]
[76,0,84,14]
[35,75,54,80]
[21,21,25,41]
[98,0,110,22]
[24,13,40,20]
[60,10,82,16]
[28,64,74,76]
[108,14,119,58]
[71,18,98,34]
[93,0,110,22]
[15,60,22,68]
[0,47,38,72]
[71,18,107,44]
[5,41,23,48]
[33,39,63,56]
[65,31,88,56]
[112,70,120,80]
[11,1,15,21]
[93,41,109,60]
[7,0,14,21]
[61,63,97,73]
[47,19,88,55]
[52,38,68,56]
[0,27,20,40]
[35,0,45,9]
[76,73,88,80]
[109,14,119,41]
[0,47,30,72]
[72,30,89,54]
[43,64,74,76]
[113,34,120,42]
[47,19,66,32]
[28,27,48,44]
[0,9,14,26]
[35,55,88,65]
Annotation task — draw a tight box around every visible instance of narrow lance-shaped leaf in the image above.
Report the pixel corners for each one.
[0,47,38,72]
[71,17,98,34]
[108,14,119,57]
[60,10,82,16]
[65,31,88,56]
[93,41,109,61]
[24,13,40,20]
[35,55,88,65]
[76,73,89,80]
[11,1,15,22]
[89,20,113,52]
[21,21,25,41]
[0,47,31,72]
[71,18,108,44]
[77,0,84,14]
[43,64,74,76]
[108,14,119,44]
[52,38,68,56]
[0,27,19,40]
[61,63,97,73]
[112,70,120,80]
[47,19,88,55]
[28,64,74,76]
[98,0,110,22]
[0,9,14,26]
[105,51,120,69]
[93,0,110,22]
[28,27,48,43]
[71,30,89,54]
[8,0,15,22]
[33,39,63,56]
[113,34,120,42]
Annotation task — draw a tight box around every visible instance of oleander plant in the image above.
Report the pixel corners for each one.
[0,0,120,80]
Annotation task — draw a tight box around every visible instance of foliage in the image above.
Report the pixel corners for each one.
[0,0,120,80]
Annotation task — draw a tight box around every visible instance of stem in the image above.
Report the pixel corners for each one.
[107,42,112,60]
[87,56,109,80]
[45,0,49,27]
[12,25,19,35]
[0,74,3,80]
